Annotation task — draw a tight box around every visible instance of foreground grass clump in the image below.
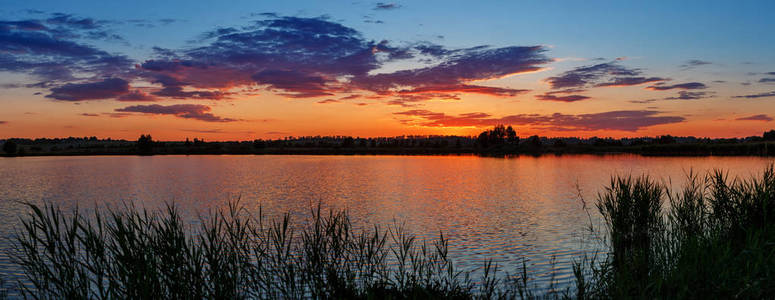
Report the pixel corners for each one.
[14,202,574,299]
[593,165,775,298]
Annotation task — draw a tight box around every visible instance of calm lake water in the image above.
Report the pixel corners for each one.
[0,154,773,290]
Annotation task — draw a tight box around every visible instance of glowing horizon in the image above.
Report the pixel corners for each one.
[1,1,775,140]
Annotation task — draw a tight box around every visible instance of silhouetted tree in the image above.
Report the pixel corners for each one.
[342,137,355,147]
[656,135,676,144]
[506,126,518,144]
[137,134,153,153]
[2,140,17,154]
[253,139,266,149]
[185,138,192,147]
[477,124,516,147]
[526,135,542,148]
[492,125,507,141]
[764,130,775,141]
[552,138,567,147]
[477,131,491,147]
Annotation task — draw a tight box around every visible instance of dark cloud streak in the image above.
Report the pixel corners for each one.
[733,91,775,99]
[115,104,236,122]
[395,109,684,131]
[545,61,666,89]
[374,3,402,10]
[46,78,129,101]
[646,82,707,90]
[735,114,773,121]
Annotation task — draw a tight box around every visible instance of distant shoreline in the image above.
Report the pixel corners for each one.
[4,131,775,157]
[2,142,774,158]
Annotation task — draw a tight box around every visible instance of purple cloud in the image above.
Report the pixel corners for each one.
[535,93,590,102]
[646,82,707,90]
[665,91,709,100]
[117,89,158,101]
[733,91,775,99]
[396,85,529,97]
[595,77,665,87]
[545,61,665,89]
[153,86,227,100]
[46,13,102,30]
[665,91,712,100]
[136,16,549,103]
[46,78,129,101]
[0,14,132,99]
[2,13,553,106]
[387,94,459,107]
[735,114,773,121]
[395,109,684,131]
[115,104,236,122]
[252,69,332,98]
[679,59,711,69]
[374,2,402,10]
[317,99,340,104]
[357,46,549,92]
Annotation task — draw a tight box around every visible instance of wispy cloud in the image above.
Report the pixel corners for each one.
[117,89,158,101]
[134,15,549,104]
[735,114,773,121]
[181,128,254,134]
[535,93,590,102]
[1,13,552,107]
[395,109,684,131]
[115,104,237,122]
[374,2,402,10]
[646,82,707,90]
[665,91,713,100]
[317,99,340,104]
[679,59,711,69]
[545,60,665,89]
[733,91,775,99]
[46,78,130,101]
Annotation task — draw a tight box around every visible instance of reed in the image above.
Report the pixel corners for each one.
[12,201,561,299]
[592,165,775,298]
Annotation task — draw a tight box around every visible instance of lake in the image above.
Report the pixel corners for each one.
[0,154,773,290]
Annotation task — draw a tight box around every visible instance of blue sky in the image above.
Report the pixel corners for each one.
[1,0,774,139]
[4,0,772,64]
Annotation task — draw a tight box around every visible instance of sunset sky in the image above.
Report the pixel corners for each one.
[1,0,775,140]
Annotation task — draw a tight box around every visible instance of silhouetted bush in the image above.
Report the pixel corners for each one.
[137,134,153,153]
[253,139,266,149]
[476,125,518,147]
[656,135,676,144]
[764,129,775,141]
[526,135,542,148]
[2,140,17,154]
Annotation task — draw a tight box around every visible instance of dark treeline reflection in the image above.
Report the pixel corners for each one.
[7,165,775,298]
